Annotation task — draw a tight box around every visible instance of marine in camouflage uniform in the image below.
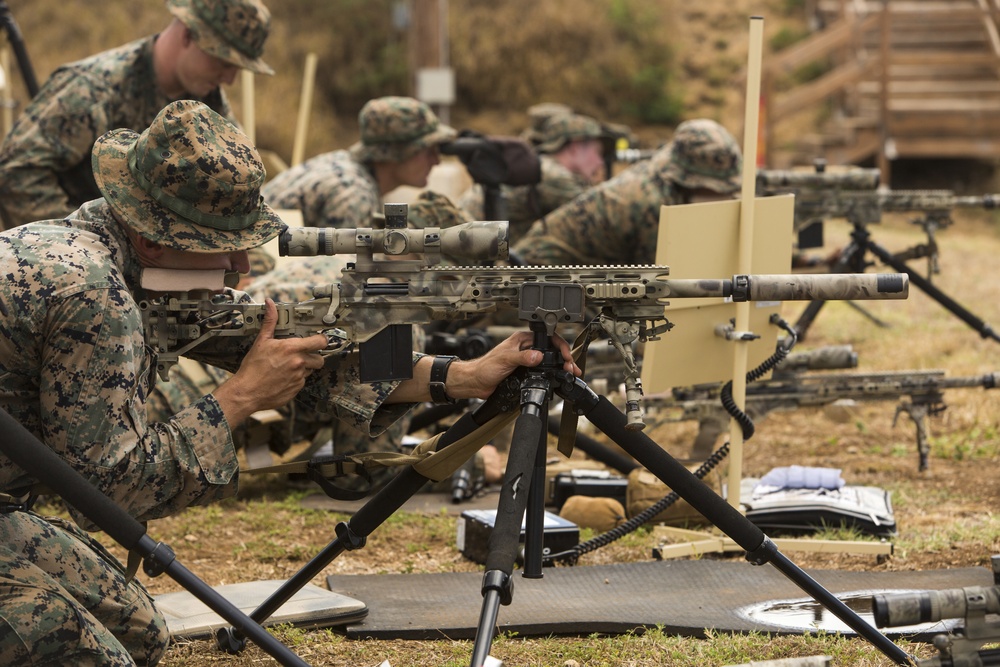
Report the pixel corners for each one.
[147,191,469,491]
[512,118,742,266]
[0,0,274,230]
[262,96,457,229]
[0,101,414,666]
[458,112,607,241]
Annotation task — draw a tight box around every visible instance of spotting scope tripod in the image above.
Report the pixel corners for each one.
[215,272,915,667]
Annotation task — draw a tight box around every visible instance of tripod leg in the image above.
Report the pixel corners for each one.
[522,397,550,579]
[792,298,826,341]
[575,394,913,666]
[217,382,517,653]
[866,239,1000,343]
[471,381,548,667]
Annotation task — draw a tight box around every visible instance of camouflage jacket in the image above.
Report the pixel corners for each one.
[457,155,591,240]
[262,150,381,228]
[0,35,232,230]
[512,150,680,266]
[0,201,410,524]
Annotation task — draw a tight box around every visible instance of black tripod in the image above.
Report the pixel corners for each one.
[794,220,1000,343]
[0,408,311,667]
[217,319,915,667]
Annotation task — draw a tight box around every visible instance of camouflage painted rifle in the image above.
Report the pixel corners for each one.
[652,369,999,471]
[873,565,1000,667]
[139,205,908,427]
[757,167,1000,273]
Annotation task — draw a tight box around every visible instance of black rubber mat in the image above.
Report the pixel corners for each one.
[326,559,992,640]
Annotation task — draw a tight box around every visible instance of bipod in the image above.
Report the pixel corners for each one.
[794,222,1000,343]
[0,408,311,667]
[466,323,916,667]
[215,369,524,654]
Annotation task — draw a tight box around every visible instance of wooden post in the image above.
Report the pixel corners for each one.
[410,0,442,89]
[409,0,450,123]
[1,47,11,138]
[727,16,765,512]
[878,1,891,182]
[290,53,318,168]
[240,69,255,145]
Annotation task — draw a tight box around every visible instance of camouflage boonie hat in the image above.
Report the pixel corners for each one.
[167,0,274,75]
[406,191,470,229]
[534,112,605,154]
[247,247,276,276]
[349,96,457,163]
[93,99,285,252]
[522,102,574,144]
[662,119,742,194]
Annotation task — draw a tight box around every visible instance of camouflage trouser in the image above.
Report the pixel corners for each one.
[0,511,168,666]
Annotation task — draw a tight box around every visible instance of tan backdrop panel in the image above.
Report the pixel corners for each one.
[640,195,794,392]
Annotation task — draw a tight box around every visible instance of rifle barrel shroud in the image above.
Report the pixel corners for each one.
[139,221,908,381]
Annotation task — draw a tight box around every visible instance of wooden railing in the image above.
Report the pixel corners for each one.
[761,1,1000,181]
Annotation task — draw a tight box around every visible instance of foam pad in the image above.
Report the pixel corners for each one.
[156,580,368,639]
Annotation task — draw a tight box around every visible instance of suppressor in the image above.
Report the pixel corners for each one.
[664,273,908,302]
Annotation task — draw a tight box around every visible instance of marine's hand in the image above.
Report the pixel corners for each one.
[447,330,582,400]
[214,299,327,424]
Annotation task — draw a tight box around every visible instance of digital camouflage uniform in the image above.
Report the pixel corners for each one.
[458,112,604,240]
[0,101,413,666]
[262,96,457,229]
[0,0,273,231]
[512,118,742,266]
[147,190,469,490]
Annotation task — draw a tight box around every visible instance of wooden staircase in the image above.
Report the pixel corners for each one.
[761,0,1000,182]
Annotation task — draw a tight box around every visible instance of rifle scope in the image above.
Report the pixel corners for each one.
[279,220,509,262]
[756,168,880,190]
[873,585,1000,628]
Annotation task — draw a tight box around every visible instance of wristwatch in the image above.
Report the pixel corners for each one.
[429,355,458,405]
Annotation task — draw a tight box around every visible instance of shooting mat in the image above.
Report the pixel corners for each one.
[325,559,991,640]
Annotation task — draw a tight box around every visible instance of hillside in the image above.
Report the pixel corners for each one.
[2,0,804,161]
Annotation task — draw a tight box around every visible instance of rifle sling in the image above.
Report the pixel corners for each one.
[240,410,518,484]
[557,334,593,459]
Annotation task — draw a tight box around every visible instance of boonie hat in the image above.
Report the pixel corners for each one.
[662,118,742,194]
[406,191,469,230]
[167,0,274,75]
[92,99,285,253]
[349,96,457,163]
[521,102,574,144]
[534,112,605,154]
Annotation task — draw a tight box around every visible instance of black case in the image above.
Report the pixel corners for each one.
[456,509,579,565]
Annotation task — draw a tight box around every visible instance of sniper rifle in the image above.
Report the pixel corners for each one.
[139,204,909,430]
[757,162,1000,343]
[653,369,999,471]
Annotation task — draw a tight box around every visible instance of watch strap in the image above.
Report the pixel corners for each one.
[429,355,458,404]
